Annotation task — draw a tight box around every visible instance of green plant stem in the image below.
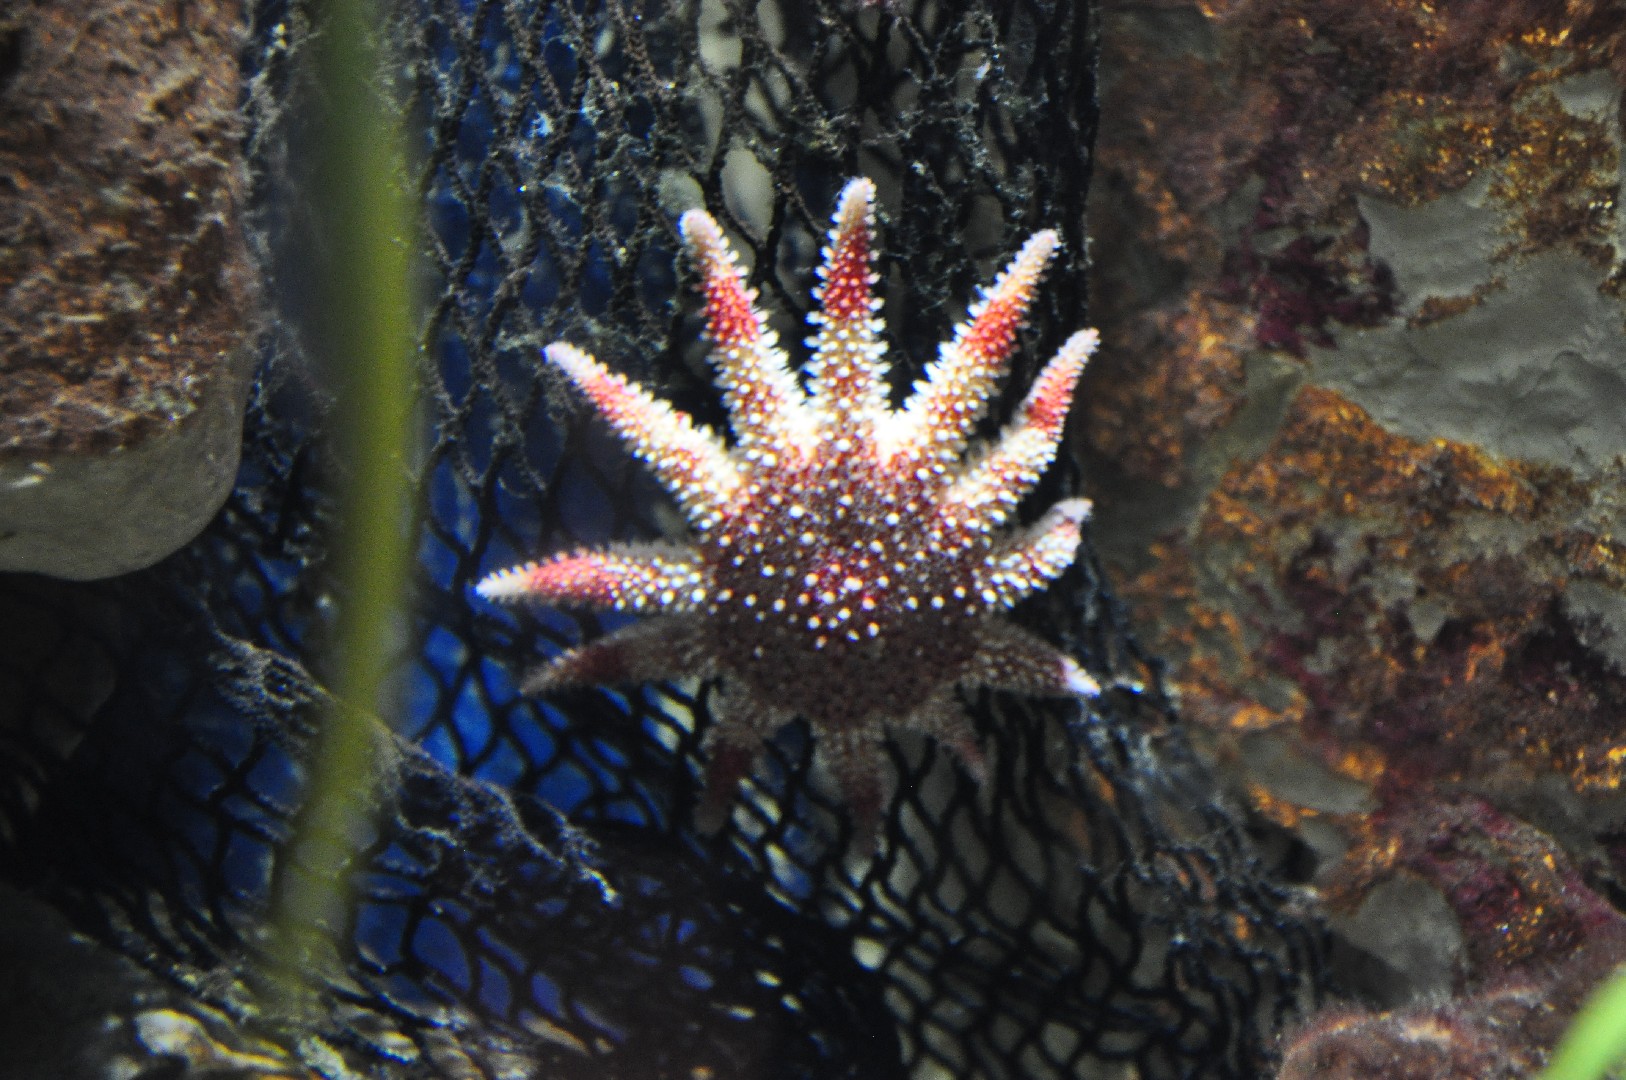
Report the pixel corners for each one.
[265,0,418,1001]
[1543,969,1626,1080]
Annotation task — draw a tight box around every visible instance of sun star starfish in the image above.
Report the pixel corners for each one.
[477,178,1100,833]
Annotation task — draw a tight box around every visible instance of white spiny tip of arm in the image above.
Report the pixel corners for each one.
[1061,326,1100,361]
[946,230,1059,357]
[679,208,728,262]
[994,230,1060,301]
[1061,657,1101,697]
[680,209,770,346]
[543,340,604,388]
[814,177,880,300]
[1048,496,1093,527]
[964,619,1090,698]
[474,562,545,602]
[474,545,708,614]
[832,177,877,245]
[680,210,756,326]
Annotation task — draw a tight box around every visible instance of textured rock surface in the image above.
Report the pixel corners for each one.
[1087,1,1626,1069]
[0,884,315,1079]
[1275,804,1626,1078]
[0,0,256,579]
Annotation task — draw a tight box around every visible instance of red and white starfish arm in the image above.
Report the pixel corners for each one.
[970,497,1092,609]
[679,210,814,465]
[475,543,709,613]
[520,614,713,694]
[890,229,1060,464]
[963,619,1100,698]
[545,342,741,530]
[945,328,1097,529]
[805,178,889,444]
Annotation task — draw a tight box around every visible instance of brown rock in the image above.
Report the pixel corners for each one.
[0,0,256,579]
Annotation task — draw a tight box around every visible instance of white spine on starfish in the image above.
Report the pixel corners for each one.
[679,210,814,467]
[971,497,1093,609]
[805,178,890,444]
[947,327,1098,530]
[545,342,741,531]
[889,229,1060,463]
[475,542,709,613]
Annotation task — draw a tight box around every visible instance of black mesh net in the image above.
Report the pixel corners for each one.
[0,1,1325,1077]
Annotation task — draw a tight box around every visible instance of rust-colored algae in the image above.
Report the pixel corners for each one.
[1128,386,1626,800]
[1090,4,1626,1064]
[1089,0,1626,483]
[1086,300,1251,490]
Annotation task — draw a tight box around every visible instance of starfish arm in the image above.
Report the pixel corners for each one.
[819,723,891,845]
[519,613,712,694]
[962,620,1100,698]
[694,681,794,831]
[679,210,813,465]
[475,542,709,614]
[805,178,889,443]
[897,690,987,783]
[946,328,1097,529]
[546,342,741,530]
[971,498,1092,609]
[890,230,1061,463]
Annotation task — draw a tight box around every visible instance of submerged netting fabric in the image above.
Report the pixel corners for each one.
[0,0,1325,1076]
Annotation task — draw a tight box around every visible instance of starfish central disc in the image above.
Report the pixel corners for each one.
[477,177,1101,835]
